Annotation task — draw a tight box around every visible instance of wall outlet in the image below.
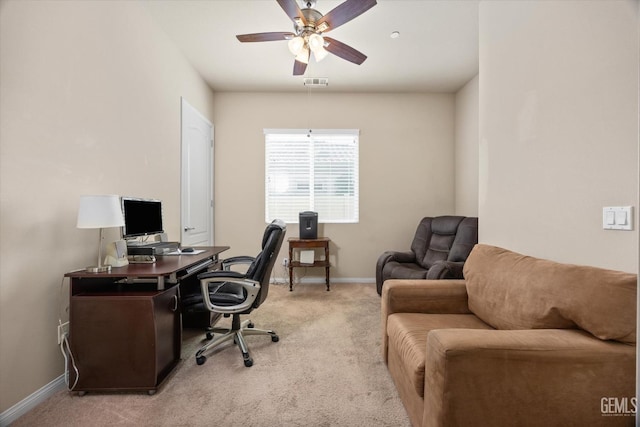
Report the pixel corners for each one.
[57,321,69,345]
[282,258,289,268]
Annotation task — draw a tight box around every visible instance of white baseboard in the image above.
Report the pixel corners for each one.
[0,374,66,427]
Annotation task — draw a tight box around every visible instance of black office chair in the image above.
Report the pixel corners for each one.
[188,219,286,367]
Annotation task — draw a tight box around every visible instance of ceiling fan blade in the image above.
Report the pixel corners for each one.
[236,32,295,42]
[277,0,307,25]
[316,0,377,33]
[293,60,308,76]
[323,37,367,65]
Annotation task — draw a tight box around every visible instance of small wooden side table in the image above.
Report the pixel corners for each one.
[288,237,330,291]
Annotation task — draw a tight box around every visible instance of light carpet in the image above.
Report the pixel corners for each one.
[13,283,411,427]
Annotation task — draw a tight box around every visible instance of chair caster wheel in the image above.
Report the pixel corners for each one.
[243,355,253,367]
[247,322,255,328]
[206,332,214,340]
[271,335,279,342]
[196,355,207,365]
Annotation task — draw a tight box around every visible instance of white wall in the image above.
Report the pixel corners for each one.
[211,92,456,280]
[0,0,215,411]
[455,75,480,217]
[478,0,639,272]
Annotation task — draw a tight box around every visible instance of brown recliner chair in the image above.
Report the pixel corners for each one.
[376,216,478,295]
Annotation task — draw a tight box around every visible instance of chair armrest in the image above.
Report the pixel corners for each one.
[221,255,255,271]
[426,260,465,279]
[376,250,416,294]
[198,270,246,280]
[381,279,469,361]
[198,271,261,314]
[424,329,636,426]
[378,251,416,265]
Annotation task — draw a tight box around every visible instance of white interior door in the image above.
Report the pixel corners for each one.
[181,98,214,247]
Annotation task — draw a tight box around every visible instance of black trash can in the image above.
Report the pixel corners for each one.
[299,211,318,239]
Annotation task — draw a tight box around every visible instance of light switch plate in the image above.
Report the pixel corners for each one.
[603,206,633,230]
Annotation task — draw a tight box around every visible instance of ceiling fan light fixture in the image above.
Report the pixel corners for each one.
[295,46,310,64]
[288,36,305,55]
[308,33,324,52]
[236,0,378,75]
[313,46,329,62]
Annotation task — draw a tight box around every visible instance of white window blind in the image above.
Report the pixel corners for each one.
[265,129,359,224]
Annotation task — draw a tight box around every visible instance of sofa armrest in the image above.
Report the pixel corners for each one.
[425,260,465,279]
[381,279,469,362]
[424,329,636,427]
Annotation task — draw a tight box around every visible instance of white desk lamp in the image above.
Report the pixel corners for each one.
[77,195,124,273]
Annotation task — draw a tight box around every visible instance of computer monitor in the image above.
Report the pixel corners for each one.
[121,197,164,239]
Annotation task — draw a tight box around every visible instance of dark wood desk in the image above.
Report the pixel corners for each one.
[66,246,229,289]
[65,246,229,395]
[288,238,330,291]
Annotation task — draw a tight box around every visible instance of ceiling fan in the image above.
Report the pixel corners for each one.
[236,0,377,76]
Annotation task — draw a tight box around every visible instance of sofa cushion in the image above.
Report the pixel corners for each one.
[424,328,636,427]
[464,244,637,344]
[382,262,429,281]
[386,313,493,397]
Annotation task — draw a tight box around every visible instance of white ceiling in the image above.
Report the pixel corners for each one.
[142,0,479,93]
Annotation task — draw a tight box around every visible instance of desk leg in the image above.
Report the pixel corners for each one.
[325,244,330,291]
[288,245,293,291]
[289,266,293,291]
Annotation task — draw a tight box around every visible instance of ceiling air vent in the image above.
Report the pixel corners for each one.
[303,77,329,87]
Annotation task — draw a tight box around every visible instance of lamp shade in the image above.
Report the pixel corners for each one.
[313,47,329,62]
[288,36,304,55]
[308,34,324,52]
[295,46,310,64]
[77,195,124,229]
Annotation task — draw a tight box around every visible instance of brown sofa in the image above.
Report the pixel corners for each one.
[381,244,637,427]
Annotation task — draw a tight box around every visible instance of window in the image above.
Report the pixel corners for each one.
[265,129,359,223]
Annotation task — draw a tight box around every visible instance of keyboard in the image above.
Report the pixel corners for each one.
[128,255,156,263]
[186,259,213,275]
